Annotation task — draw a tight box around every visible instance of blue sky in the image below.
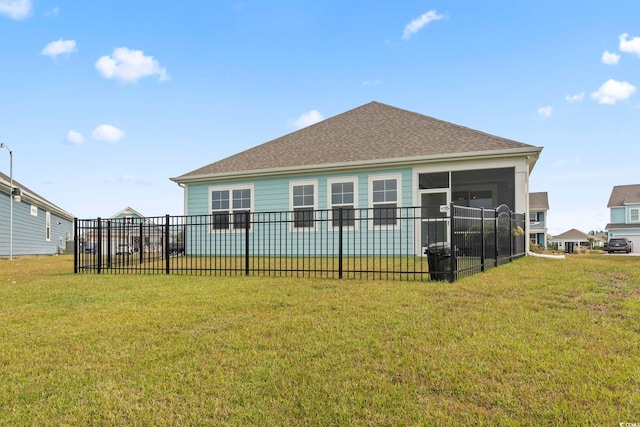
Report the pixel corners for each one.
[1,0,639,235]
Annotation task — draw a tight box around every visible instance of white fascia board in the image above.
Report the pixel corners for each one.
[171,146,543,185]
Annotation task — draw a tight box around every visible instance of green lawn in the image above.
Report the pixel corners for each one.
[1,254,639,425]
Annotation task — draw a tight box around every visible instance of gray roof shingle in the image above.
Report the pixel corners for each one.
[529,192,549,210]
[174,101,540,181]
[607,184,640,207]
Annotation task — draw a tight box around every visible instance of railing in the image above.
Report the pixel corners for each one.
[74,204,526,282]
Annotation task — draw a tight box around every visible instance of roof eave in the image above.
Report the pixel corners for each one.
[171,146,543,185]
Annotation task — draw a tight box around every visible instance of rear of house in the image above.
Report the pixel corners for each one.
[172,102,543,257]
[606,184,640,253]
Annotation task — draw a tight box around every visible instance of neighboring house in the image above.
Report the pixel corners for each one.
[549,228,590,252]
[528,191,549,248]
[83,207,165,255]
[591,232,607,249]
[605,184,640,253]
[1,172,74,256]
[171,101,543,256]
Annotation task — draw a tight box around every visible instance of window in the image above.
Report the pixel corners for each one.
[291,181,316,229]
[210,186,253,231]
[630,208,639,222]
[329,178,357,228]
[370,175,400,227]
[46,212,51,241]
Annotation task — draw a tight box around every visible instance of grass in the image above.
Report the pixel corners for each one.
[1,254,639,425]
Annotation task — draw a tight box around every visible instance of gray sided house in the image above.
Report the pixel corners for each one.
[528,192,549,248]
[171,101,543,256]
[1,172,74,256]
[606,184,640,253]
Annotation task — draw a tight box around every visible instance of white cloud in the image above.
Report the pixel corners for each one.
[118,174,151,186]
[537,106,553,118]
[619,33,640,56]
[402,10,444,41]
[92,124,125,142]
[44,5,59,16]
[601,50,620,65]
[67,130,84,144]
[591,79,636,105]
[95,47,169,83]
[565,92,585,102]
[0,0,31,20]
[41,39,76,58]
[294,110,324,129]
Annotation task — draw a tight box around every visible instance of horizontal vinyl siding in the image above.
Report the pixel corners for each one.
[610,207,625,224]
[1,193,73,256]
[187,168,413,214]
[183,168,417,256]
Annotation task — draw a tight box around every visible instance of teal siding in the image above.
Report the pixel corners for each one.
[0,192,73,256]
[610,207,625,224]
[184,168,416,256]
[186,168,413,215]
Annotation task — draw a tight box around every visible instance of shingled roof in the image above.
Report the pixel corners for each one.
[0,171,73,220]
[174,101,541,182]
[607,184,640,207]
[529,192,549,210]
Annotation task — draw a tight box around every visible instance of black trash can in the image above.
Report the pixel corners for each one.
[425,242,455,281]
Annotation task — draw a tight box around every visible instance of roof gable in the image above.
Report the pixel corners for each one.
[607,184,640,207]
[0,171,73,220]
[175,101,540,181]
[529,192,549,210]
[552,228,589,239]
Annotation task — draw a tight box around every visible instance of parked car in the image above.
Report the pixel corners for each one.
[116,243,134,255]
[84,243,95,254]
[607,238,633,254]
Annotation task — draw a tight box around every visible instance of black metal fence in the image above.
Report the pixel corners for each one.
[74,204,526,282]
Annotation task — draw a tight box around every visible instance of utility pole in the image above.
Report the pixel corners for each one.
[0,143,13,260]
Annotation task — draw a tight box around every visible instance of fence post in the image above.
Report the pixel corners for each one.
[338,207,343,279]
[509,212,513,263]
[73,218,78,274]
[165,215,170,274]
[245,211,250,276]
[480,208,485,273]
[106,220,112,268]
[97,218,102,274]
[449,202,456,283]
[139,222,144,265]
[494,211,499,267]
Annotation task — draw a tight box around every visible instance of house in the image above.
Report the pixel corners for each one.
[528,192,549,248]
[591,232,607,249]
[605,184,640,253]
[1,171,74,256]
[171,101,543,255]
[83,207,165,255]
[549,228,590,252]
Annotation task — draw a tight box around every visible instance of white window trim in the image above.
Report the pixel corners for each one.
[327,177,358,231]
[629,207,640,223]
[45,211,51,241]
[30,205,38,216]
[290,180,318,231]
[208,184,254,233]
[368,173,402,230]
